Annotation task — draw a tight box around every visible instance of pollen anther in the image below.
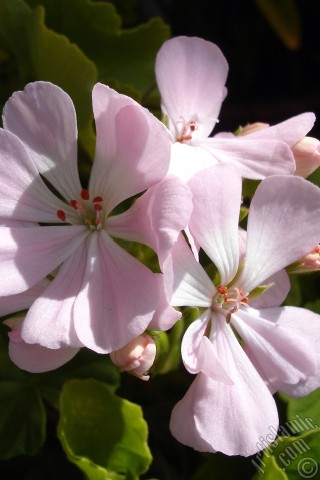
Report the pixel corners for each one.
[81,189,90,200]
[57,210,66,222]
[214,285,249,323]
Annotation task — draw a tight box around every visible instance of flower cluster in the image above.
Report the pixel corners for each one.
[1,35,320,458]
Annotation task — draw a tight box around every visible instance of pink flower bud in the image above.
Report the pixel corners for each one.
[237,122,269,136]
[287,245,320,274]
[292,137,320,178]
[110,334,156,381]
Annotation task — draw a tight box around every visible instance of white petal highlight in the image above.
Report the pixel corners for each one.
[239,175,320,292]
[0,225,88,295]
[168,235,214,308]
[156,36,228,139]
[3,81,82,200]
[188,164,242,285]
[90,84,170,212]
[73,231,160,353]
[170,317,278,456]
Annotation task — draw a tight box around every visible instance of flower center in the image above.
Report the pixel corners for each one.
[56,189,104,230]
[176,119,198,143]
[212,285,249,323]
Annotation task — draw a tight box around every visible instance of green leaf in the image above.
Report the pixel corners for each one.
[58,379,152,480]
[0,0,97,157]
[282,388,320,434]
[304,299,320,315]
[241,179,260,204]
[0,321,119,458]
[251,430,320,479]
[308,166,320,187]
[255,0,301,50]
[98,18,170,98]
[0,326,46,459]
[252,455,288,480]
[249,283,273,299]
[283,275,302,306]
[25,0,170,99]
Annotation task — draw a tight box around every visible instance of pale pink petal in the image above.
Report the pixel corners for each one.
[250,269,290,309]
[167,235,214,308]
[7,317,79,373]
[90,84,170,212]
[184,225,200,261]
[155,36,228,139]
[73,231,160,354]
[238,227,247,262]
[148,273,182,331]
[9,341,79,373]
[0,219,37,227]
[188,164,242,285]
[21,242,88,349]
[181,310,232,383]
[170,318,278,456]
[0,278,50,317]
[238,229,291,308]
[255,307,320,397]
[167,142,220,182]
[106,175,193,269]
[231,307,316,394]
[246,113,316,147]
[199,137,295,179]
[3,81,82,200]
[239,175,320,292]
[0,225,88,295]
[0,129,78,223]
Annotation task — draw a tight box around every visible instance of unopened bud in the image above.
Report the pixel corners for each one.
[292,137,320,178]
[287,245,320,274]
[110,333,156,381]
[237,122,269,136]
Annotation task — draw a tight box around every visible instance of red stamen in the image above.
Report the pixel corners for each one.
[218,285,229,302]
[57,210,66,222]
[226,306,237,324]
[177,134,192,143]
[218,286,228,295]
[81,189,90,200]
[70,199,79,209]
[94,204,103,211]
[93,196,103,203]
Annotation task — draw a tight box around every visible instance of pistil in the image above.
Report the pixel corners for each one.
[56,190,104,229]
[213,285,249,323]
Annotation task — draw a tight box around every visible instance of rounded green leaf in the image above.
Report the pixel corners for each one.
[252,430,320,479]
[284,388,320,434]
[58,378,152,479]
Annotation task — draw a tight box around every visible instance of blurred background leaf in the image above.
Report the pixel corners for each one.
[255,0,301,50]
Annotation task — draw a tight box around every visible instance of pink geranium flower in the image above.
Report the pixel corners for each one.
[155,36,316,181]
[0,81,192,356]
[238,118,320,177]
[166,164,320,456]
